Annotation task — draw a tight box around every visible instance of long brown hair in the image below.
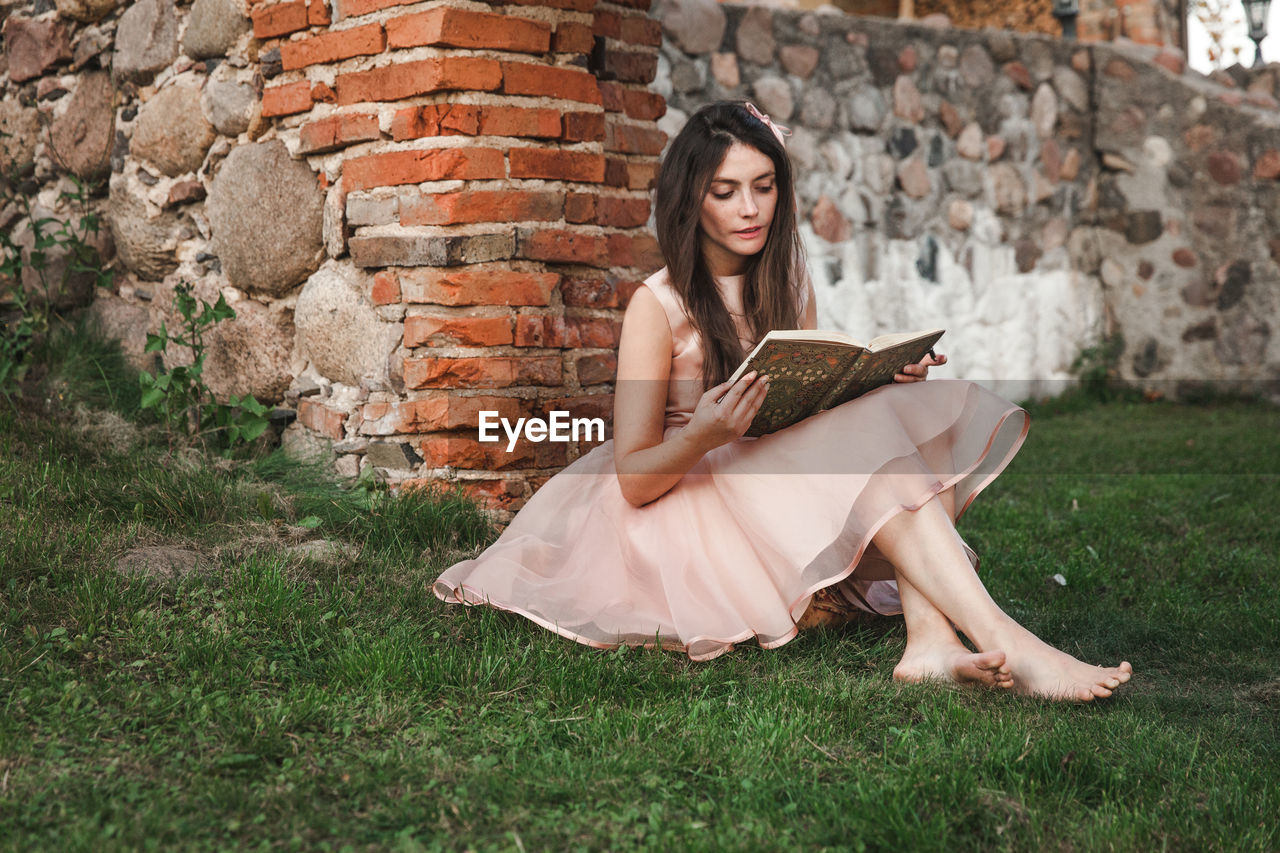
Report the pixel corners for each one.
[654,100,806,388]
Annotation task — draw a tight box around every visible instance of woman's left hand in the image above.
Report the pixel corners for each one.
[893,352,947,383]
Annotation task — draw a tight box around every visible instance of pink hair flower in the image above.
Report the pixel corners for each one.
[743,101,793,147]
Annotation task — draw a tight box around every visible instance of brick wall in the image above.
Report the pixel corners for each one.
[250,0,667,515]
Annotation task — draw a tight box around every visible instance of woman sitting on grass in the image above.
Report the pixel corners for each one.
[433,100,1132,702]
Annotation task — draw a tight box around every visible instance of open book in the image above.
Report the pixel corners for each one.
[726,328,945,437]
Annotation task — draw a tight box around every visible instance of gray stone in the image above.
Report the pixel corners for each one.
[1130,337,1164,377]
[947,198,973,230]
[942,159,982,197]
[203,298,296,404]
[0,100,40,174]
[862,152,895,195]
[2,16,73,82]
[207,139,325,297]
[351,232,515,268]
[203,79,256,137]
[847,87,885,133]
[897,157,930,199]
[824,40,866,80]
[959,44,994,89]
[132,85,216,177]
[735,6,776,67]
[799,87,836,131]
[72,25,112,70]
[1214,313,1269,365]
[1023,39,1055,81]
[1030,83,1058,138]
[107,179,182,281]
[1216,260,1250,310]
[54,0,118,22]
[87,290,150,368]
[1053,66,1088,111]
[281,422,335,466]
[670,56,705,93]
[987,31,1017,63]
[295,263,402,387]
[47,69,113,179]
[113,0,179,85]
[652,0,725,56]
[937,44,958,68]
[786,126,818,170]
[183,0,249,59]
[366,441,423,470]
[750,75,793,121]
[819,134,854,180]
[779,44,820,79]
[887,127,917,159]
[986,163,1026,214]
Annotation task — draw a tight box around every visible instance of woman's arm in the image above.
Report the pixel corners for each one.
[612,285,767,507]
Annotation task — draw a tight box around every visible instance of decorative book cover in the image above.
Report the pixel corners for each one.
[726,328,946,437]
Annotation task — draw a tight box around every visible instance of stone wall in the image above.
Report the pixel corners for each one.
[1,0,664,516]
[653,2,1279,401]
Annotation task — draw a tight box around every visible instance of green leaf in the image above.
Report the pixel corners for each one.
[144,333,166,353]
[297,516,323,529]
[139,387,165,409]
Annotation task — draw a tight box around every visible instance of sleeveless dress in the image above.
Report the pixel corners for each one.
[431,267,1031,662]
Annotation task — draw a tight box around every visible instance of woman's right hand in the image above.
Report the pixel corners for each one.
[684,370,770,452]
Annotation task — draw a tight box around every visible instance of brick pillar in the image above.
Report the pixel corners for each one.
[251,0,665,516]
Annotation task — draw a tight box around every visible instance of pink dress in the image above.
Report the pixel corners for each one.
[432,267,1031,662]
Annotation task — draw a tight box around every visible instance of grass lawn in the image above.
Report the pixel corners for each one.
[1,329,1277,851]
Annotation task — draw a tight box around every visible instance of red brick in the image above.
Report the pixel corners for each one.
[560,275,635,308]
[605,121,667,155]
[456,478,528,512]
[297,398,347,440]
[537,393,613,421]
[336,56,502,105]
[405,313,514,347]
[306,0,331,25]
[603,48,657,84]
[371,270,401,305]
[623,88,666,121]
[500,62,602,105]
[563,111,606,142]
[564,192,596,224]
[565,316,622,347]
[509,148,605,182]
[592,10,621,38]
[392,103,563,141]
[339,0,418,16]
[620,15,662,46]
[399,267,560,306]
[612,0,651,10]
[419,434,565,471]
[606,231,662,271]
[401,190,564,226]
[553,21,594,53]
[344,147,505,191]
[595,195,649,228]
[490,0,593,10]
[281,24,384,70]
[627,160,659,191]
[261,80,313,117]
[298,112,381,154]
[574,352,617,385]
[386,6,550,53]
[311,81,337,104]
[514,312,565,347]
[404,356,563,389]
[252,0,307,38]
[599,81,625,113]
[361,394,533,434]
[519,228,610,267]
[603,156,628,188]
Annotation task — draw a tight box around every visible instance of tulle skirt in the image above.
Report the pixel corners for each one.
[432,378,1030,662]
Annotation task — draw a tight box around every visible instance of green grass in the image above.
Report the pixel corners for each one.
[1,327,1277,850]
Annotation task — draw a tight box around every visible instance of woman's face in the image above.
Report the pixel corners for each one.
[698,141,777,275]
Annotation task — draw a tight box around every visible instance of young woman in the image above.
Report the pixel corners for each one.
[433,100,1132,702]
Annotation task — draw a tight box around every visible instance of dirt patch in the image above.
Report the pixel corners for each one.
[115,546,209,583]
[71,404,142,455]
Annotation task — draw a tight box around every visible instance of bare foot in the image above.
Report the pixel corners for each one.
[893,643,1014,689]
[996,628,1133,702]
